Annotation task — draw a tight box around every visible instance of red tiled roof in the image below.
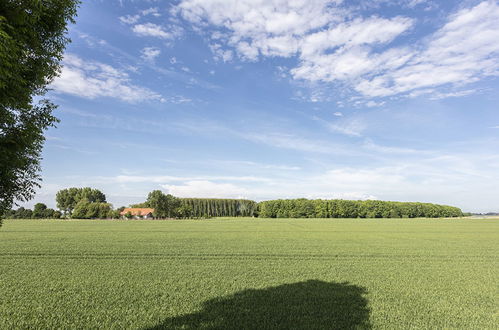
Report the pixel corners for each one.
[120,208,155,216]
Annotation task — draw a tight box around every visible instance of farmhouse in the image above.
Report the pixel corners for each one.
[120,208,155,219]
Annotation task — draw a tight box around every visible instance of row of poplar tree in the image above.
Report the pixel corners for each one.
[6,187,463,219]
[130,191,257,218]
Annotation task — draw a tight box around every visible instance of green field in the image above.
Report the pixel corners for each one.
[0,218,497,329]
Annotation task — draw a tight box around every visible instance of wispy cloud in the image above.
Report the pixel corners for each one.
[354,1,499,98]
[326,119,366,137]
[72,30,220,91]
[362,139,424,155]
[51,54,163,103]
[103,174,272,184]
[141,7,161,17]
[176,0,499,102]
[238,132,349,154]
[140,47,161,62]
[119,14,140,24]
[132,23,175,39]
[119,7,161,25]
[313,116,366,137]
[162,180,249,199]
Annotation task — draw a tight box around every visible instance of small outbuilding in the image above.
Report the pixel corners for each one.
[120,208,155,219]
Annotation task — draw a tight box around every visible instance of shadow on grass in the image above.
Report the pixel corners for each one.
[148,280,370,329]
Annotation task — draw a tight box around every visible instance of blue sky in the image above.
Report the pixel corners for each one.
[32,0,499,212]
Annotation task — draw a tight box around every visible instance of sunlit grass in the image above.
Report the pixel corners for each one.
[0,218,497,329]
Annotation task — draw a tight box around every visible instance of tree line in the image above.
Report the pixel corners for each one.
[258,199,463,218]
[5,203,62,219]
[130,191,257,218]
[5,187,463,220]
[180,198,257,218]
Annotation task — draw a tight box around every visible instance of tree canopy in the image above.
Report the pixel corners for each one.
[146,190,182,218]
[5,204,61,219]
[0,0,80,224]
[71,198,112,219]
[258,199,463,218]
[56,187,106,215]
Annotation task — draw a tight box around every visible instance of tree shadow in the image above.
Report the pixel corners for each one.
[148,280,371,329]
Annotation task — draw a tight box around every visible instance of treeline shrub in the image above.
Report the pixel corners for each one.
[39,187,463,220]
[258,199,463,218]
[71,199,112,219]
[56,187,106,215]
[5,203,61,219]
[134,192,256,218]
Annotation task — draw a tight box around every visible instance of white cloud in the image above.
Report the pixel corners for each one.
[326,118,366,137]
[140,47,161,61]
[240,132,349,154]
[406,0,427,8]
[365,100,385,107]
[177,0,499,101]
[426,89,478,100]
[162,180,249,199]
[119,14,140,24]
[313,115,366,137]
[362,139,421,154]
[209,43,233,62]
[229,161,301,171]
[292,16,413,81]
[168,95,192,104]
[141,7,161,17]
[333,112,343,117]
[175,117,358,155]
[110,174,270,184]
[132,23,174,39]
[119,7,161,26]
[355,1,499,97]
[51,54,162,102]
[177,0,345,60]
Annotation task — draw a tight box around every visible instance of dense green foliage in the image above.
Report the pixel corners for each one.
[135,193,256,218]
[0,218,496,328]
[133,193,459,219]
[4,204,61,219]
[258,199,463,218]
[146,190,182,218]
[71,199,112,219]
[181,198,257,218]
[0,0,79,222]
[56,187,106,215]
[55,188,462,220]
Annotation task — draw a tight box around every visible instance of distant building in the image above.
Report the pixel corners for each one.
[120,208,155,219]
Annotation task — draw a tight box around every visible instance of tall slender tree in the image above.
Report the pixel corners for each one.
[0,0,80,225]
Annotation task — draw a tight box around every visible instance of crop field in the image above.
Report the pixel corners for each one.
[0,218,497,329]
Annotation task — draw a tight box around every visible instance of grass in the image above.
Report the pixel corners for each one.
[0,218,497,329]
